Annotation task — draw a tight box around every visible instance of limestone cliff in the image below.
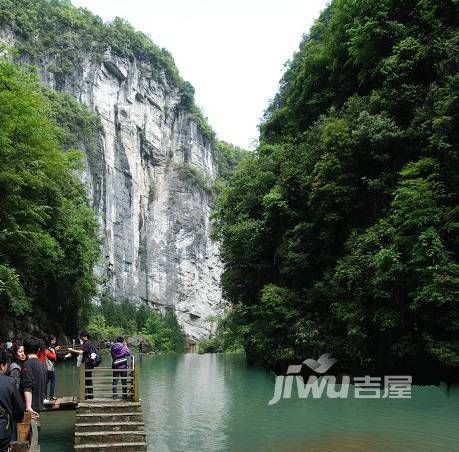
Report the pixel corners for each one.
[0,28,224,339]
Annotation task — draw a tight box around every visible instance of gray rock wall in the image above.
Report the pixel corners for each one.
[2,37,224,338]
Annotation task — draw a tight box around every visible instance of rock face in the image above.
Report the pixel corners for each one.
[3,37,224,338]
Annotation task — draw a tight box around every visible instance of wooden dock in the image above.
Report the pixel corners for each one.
[74,357,147,451]
[43,396,79,411]
[10,400,73,451]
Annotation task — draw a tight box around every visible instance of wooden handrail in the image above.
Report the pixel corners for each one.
[79,363,85,401]
[79,356,139,401]
[134,356,140,402]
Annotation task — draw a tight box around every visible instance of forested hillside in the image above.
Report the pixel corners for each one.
[0,59,99,335]
[215,0,458,379]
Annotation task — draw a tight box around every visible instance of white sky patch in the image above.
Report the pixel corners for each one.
[71,0,328,149]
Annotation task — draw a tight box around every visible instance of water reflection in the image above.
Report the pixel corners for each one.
[41,353,459,452]
[141,353,228,451]
[140,353,459,452]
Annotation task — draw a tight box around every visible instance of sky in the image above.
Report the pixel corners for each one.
[72,0,329,149]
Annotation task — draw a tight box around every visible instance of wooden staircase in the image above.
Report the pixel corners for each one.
[74,401,147,451]
[74,357,147,451]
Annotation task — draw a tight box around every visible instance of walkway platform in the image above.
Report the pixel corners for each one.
[43,396,79,411]
[74,359,147,451]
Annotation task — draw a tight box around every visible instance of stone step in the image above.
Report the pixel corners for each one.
[76,412,144,424]
[77,401,142,414]
[77,401,142,408]
[74,442,147,451]
[75,431,146,445]
[75,421,145,433]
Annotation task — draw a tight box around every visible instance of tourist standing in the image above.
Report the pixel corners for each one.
[0,350,25,451]
[8,343,26,389]
[20,336,48,418]
[68,331,100,400]
[111,337,131,399]
[43,336,59,401]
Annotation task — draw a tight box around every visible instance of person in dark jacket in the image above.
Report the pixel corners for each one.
[68,331,96,399]
[0,350,25,451]
[111,337,131,399]
[20,336,48,418]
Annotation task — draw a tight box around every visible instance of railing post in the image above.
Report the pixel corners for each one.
[30,419,40,452]
[79,363,85,401]
[17,412,31,443]
[134,357,140,402]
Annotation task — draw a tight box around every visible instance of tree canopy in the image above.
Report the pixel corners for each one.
[0,59,99,335]
[214,0,458,379]
[86,296,187,353]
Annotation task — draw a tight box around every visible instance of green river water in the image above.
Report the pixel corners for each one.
[39,353,459,451]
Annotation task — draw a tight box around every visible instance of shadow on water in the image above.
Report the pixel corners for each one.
[42,353,459,452]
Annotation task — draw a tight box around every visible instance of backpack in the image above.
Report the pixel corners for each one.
[45,357,54,372]
[111,343,130,369]
[0,403,11,450]
[86,344,102,369]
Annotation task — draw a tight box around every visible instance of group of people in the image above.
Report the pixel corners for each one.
[0,331,131,451]
[0,336,54,451]
[67,331,132,400]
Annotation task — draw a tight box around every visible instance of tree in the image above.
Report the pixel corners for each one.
[142,308,187,353]
[0,59,99,335]
[214,0,459,377]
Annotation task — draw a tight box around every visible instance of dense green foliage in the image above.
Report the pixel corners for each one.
[214,141,249,181]
[215,0,458,377]
[87,297,187,353]
[0,0,214,141]
[88,296,151,337]
[142,308,187,353]
[0,59,99,334]
[197,312,244,354]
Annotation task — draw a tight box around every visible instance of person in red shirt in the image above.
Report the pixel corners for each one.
[43,336,57,402]
[47,337,57,401]
[43,335,71,402]
[36,337,56,402]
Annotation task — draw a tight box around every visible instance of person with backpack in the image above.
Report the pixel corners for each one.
[68,331,101,400]
[37,337,54,403]
[40,336,58,402]
[0,350,25,451]
[20,336,48,418]
[111,337,131,399]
